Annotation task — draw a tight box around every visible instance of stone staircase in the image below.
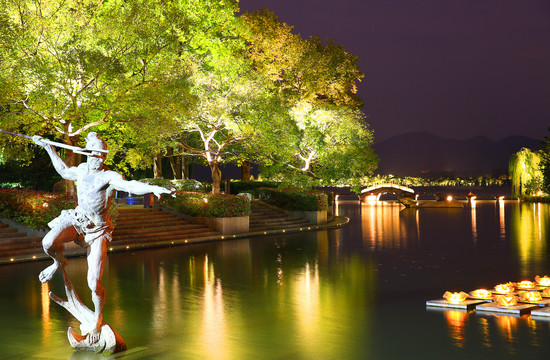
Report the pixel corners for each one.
[0,202,322,261]
[0,223,43,257]
[249,201,312,232]
[112,207,219,245]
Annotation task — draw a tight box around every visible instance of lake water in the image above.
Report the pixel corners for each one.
[1,200,549,359]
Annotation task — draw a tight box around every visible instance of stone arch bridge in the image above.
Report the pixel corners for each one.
[359,183,416,204]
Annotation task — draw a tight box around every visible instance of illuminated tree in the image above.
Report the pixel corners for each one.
[0,0,244,189]
[539,128,550,194]
[241,9,377,182]
[509,148,542,197]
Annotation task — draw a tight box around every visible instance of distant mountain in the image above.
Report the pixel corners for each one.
[373,132,542,177]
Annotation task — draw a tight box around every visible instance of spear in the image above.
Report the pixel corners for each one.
[0,129,109,156]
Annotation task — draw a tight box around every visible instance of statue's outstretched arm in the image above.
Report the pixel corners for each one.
[109,175,174,199]
[33,136,78,181]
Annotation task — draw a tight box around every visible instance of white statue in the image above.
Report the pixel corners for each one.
[34,132,173,353]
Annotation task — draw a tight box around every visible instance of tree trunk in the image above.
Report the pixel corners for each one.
[167,148,183,179]
[241,160,251,181]
[63,135,80,197]
[153,153,163,179]
[209,162,222,194]
[183,156,193,180]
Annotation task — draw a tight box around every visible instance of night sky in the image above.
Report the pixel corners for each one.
[239,0,550,143]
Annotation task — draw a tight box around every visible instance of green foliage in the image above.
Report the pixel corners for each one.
[140,178,206,192]
[256,187,328,211]
[539,128,550,194]
[523,195,550,203]
[1,2,379,191]
[241,9,377,181]
[509,148,542,196]
[0,189,118,229]
[0,148,61,190]
[228,180,279,195]
[160,191,250,217]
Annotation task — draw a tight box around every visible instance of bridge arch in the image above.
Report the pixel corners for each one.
[359,183,416,202]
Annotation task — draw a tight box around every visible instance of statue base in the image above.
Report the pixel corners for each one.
[50,268,126,354]
[68,324,126,354]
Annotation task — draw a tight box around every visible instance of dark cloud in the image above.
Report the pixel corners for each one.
[239,0,550,142]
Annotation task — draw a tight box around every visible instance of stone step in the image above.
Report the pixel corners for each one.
[113,223,205,236]
[112,231,219,245]
[250,224,310,232]
[0,239,42,252]
[0,231,26,239]
[115,213,177,221]
[249,221,312,228]
[250,216,309,224]
[0,235,43,245]
[113,226,215,241]
[0,227,18,234]
[114,219,190,230]
[0,246,45,257]
[250,215,304,222]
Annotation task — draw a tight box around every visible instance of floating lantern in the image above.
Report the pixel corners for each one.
[470,289,493,299]
[535,275,550,286]
[516,280,535,290]
[495,294,519,307]
[443,291,469,304]
[519,291,542,302]
[494,282,515,294]
[542,288,550,297]
[446,195,453,201]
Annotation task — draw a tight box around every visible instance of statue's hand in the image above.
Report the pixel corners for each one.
[153,187,175,199]
[32,135,46,147]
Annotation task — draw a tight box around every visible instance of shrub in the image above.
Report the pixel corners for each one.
[229,180,279,195]
[524,195,550,203]
[160,191,251,217]
[0,189,118,230]
[140,178,207,192]
[256,188,328,211]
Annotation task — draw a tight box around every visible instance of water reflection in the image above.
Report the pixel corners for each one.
[202,255,227,360]
[471,200,478,244]
[498,199,506,241]
[360,202,418,249]
[445,310,468,348]
[5,201,550,358]
[510,202,549,277]
[40,282,51,343]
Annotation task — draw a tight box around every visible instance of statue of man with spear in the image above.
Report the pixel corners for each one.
[1,129,173,352]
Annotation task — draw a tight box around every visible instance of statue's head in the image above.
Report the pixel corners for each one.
[85,132,107,170]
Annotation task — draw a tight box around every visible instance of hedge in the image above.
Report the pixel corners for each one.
[161,191,251,217]
[0,189,118,230]
[140,178,208,192]
[256,188,328,211]
[229,180,279,195]
[523,195,550,203]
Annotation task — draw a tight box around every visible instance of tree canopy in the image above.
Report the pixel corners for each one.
[0,1,378,193]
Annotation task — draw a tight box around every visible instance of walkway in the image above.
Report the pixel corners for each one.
[0,201,348,265]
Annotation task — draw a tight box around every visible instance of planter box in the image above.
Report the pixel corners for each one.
[196,216,249,235]
[288,210,327,225]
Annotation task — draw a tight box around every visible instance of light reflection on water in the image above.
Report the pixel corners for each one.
[0,200,549,359]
